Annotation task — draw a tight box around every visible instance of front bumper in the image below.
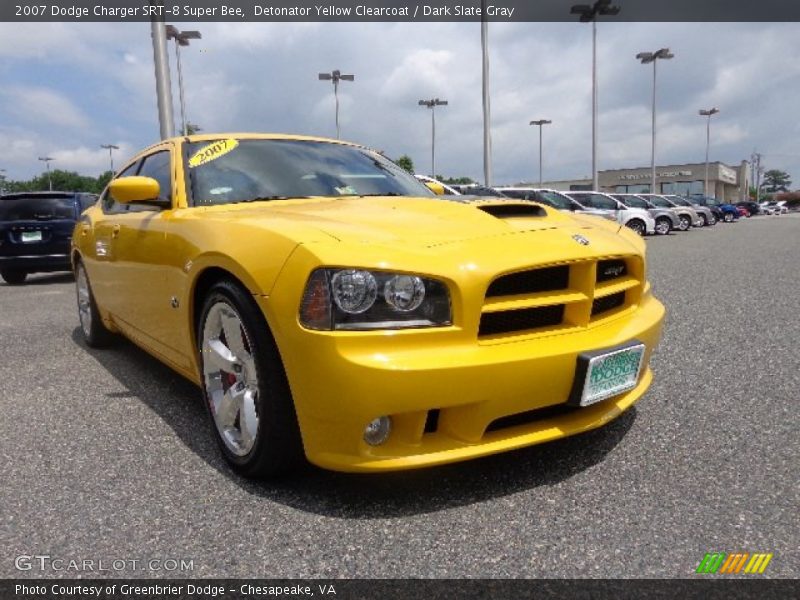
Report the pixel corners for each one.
[266,293,665,472]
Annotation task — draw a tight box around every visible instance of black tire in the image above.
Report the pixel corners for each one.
[701,215,709,227]
[197,279,304,478]
[723,212,734,223]
[75,260,115,347]
[678,215,691,231]
[625,219,646,236]
[0,269,27,285]
[654,217,671,235]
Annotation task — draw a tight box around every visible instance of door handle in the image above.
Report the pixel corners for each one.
[111,224,121,238]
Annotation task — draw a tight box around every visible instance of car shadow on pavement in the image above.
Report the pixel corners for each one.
[72,327,637,519]
[2,272,74,286]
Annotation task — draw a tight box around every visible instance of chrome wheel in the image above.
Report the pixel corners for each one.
[76,264,92,338]
[724,212,734,222]
[655,218,671,235]
[202,301,260,457]
[679,215,691,231]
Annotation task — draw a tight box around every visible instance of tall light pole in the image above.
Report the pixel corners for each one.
[480,3,492,186]
[166,25,201,137]
[699,108,719,198]
[529,119,552,187]
[38,157,54,191]
[149,2,174,140]
[100,144,119,173]
[637,48,674,194]
[318,70,354,139]
[571,0,620,191]
[419,98,448,177]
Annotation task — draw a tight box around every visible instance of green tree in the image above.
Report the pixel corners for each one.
[441,176,475,185]
[186,122,202,135]
[762,169,791,192]
[395,155,414,173]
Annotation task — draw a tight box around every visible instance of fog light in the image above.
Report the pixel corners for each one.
[363,416,392,446]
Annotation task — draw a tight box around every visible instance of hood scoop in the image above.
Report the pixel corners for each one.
[477,203,547,219]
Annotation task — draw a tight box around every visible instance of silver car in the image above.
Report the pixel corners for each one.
[495,188,616,221]
[611,194,680,235]
[640,194,701,231]
[563,191,657,236]
[666,195,717,227]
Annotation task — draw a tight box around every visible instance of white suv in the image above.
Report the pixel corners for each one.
[563,191,656,236]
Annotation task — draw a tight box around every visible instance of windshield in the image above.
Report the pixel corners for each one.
[186,138,434,206]
[648,196,672,208]
[537,191,573,210]
[615,195,648,209]
[0,195,76,221]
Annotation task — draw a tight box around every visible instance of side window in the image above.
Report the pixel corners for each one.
[101,162,140,214]
[79,195,97,212]
[588,194,617,210]
[138,151,173,205]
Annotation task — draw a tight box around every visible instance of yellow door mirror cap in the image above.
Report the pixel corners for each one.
[109,176,162,205]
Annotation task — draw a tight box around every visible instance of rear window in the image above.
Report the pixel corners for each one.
[0,196,76,221]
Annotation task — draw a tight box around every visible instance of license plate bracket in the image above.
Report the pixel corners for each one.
[568,341,646,407]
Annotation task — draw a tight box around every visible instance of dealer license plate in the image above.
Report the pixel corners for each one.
[21,231,42,243]
[572,342,645,407]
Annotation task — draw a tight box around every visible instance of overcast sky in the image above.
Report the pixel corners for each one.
[1,21,798,186]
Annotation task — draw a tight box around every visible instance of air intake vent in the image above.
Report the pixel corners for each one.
[477,203,546,219]
[596,259,627,282]
[486,404,579,433]
[591,291,626,316]
[479,305,564,336]
[486,265,569,298]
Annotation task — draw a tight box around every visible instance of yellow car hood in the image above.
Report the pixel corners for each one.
[207,196,624,250]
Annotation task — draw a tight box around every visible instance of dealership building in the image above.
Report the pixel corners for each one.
[539,160,750,201]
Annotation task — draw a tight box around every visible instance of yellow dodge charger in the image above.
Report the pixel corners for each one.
[72,133,665,477]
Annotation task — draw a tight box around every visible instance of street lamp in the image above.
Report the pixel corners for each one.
[699,108,720,198]
[480,1,492,186]
[571,0,620,191]
[38,157,55,191]
[529,119,552,187]
[166,25,202,137]
[100,144,119,173]
[318,69,354,139]
[419,98,448,177]
[637,48,674,194]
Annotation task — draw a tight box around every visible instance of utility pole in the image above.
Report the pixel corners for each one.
[150,1,175,140]
[419,98,448,177]
[480,4,492,187]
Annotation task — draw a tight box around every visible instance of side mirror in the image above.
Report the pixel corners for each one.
[424,181,446,195]
[109,176,167,207]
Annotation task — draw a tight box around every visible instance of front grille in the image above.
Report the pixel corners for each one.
[591,291,626,316]
[485,404,579,433]
[479,305,564,336]
[596,259,627,282]
[478,257,640,339]
[486,265,569,298]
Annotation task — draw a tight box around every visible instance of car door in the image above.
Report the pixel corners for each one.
[108,147,188,367]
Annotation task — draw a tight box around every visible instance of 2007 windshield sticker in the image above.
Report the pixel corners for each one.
[188,139,239,168]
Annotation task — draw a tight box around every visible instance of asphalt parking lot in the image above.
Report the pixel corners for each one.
[1,214,797,579]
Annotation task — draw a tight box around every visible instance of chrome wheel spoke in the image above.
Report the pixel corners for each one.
[206,338,240,373]
[239,388,259,447]
[202,300,261,457]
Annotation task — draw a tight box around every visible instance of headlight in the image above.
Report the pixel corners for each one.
[300,268,451,331]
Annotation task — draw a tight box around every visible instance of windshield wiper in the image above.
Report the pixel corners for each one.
[233,195,312,203]
[356,192,404,197]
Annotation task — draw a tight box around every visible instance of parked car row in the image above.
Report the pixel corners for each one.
[416,178,744,237]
